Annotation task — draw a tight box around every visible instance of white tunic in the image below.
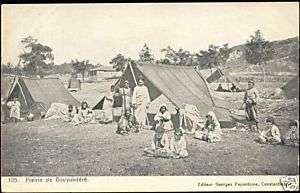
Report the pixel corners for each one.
[132,85,151,125]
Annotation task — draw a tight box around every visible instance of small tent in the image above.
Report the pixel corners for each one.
[1,75,18,122]
[1,75,18,100]
[281,75,299,99]
[8,77,80,118]
[92,97,106,110]
[68,78,81,92]
[109,62,236,127]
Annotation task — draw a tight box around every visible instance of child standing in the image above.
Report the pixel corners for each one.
[258,117,281,144]
[283,120,299,147]
[173,128,188,159]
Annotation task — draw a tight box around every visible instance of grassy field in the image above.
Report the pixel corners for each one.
[1,119,299,176]
[1,79,299,176]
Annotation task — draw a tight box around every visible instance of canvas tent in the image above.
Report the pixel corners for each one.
[1,75,18,100]
[281,75,299,99]
[106,63,236,127]
[7,77,80,118]
[68,78,81,92]
[92,97,106,110]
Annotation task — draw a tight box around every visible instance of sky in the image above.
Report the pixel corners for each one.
[1,2,299,66]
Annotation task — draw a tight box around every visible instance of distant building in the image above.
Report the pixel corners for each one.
[88,65,122,81]
[75,71,89,82]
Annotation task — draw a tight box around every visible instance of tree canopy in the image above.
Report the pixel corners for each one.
[18,36,54,76]
[139,43,154,63]
[110,53,132,71]
[245,30,274,65]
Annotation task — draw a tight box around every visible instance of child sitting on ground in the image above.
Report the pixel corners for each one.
[117,109,139,135]
[173,128,188,159]
[258,117,281,144]
[283,120,299,147]
[71,107,84,126]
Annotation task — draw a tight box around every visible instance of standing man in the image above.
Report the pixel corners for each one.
[112,87,123,122]
[120,80,132,111]
[243,80,259,131]
[6,96,21,123]
[132,78,151,129]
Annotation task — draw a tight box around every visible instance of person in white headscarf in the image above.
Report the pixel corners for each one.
[283,120,299,147]
[132,78,151,128]
[195,111,222,143]
[154,104,175,153]
[144,103,175,157]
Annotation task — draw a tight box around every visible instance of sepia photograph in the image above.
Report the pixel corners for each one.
[1,2,299,192]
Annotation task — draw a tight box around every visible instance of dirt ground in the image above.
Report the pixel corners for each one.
[1,118,299,176]
[1,80,299,176]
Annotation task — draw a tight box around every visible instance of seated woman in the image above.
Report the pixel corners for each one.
[283,120,299,147]
[62,105,75,122]
[258,117,281,144]
[117,108,139,135]
[194,111,222,143]
[71,107,84,126]
[81,102,96,123]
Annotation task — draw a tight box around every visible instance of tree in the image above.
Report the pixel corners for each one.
[160,46,192,66]
[18,36,54,76]
[1,62,24,75]
[71,59,93,82]
[245,30,274,82]
[160,46,177,65]
[218,43,231,66]
[195,43,230,73]
[139,43,154,63]
[110,54,127,71]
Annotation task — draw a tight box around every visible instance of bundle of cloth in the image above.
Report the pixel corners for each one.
[45,102,97,126]
[45,103,69,120]
[182,104,205,134]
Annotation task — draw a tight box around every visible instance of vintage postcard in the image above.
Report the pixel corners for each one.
[1,2,299,192]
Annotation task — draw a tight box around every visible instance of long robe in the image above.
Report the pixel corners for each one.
[103,91,114,121]
[153,109,175,152]
[132,85,151,125]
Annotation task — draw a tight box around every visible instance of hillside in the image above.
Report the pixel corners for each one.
[225,36,299,74]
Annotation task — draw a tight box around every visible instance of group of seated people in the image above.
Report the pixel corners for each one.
[144,104,225,159]
[216,83,242,92]
[144,104,189,159]
[143,103,299,159]
[62,100,96,126]
[116,108,140,135]
[257,117,299,147]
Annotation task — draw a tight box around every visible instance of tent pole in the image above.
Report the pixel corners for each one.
[129,63,138,86]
